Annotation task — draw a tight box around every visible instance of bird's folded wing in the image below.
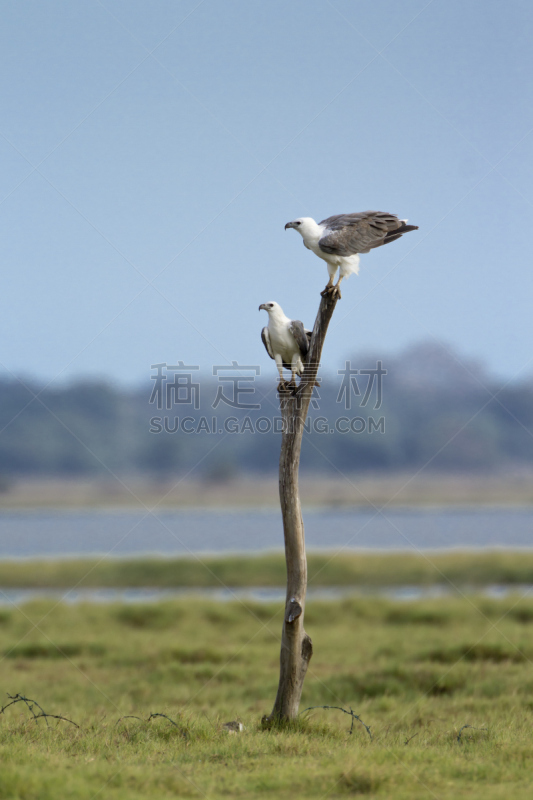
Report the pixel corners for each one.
[318,211,404,256]
[261,327,275,360]
[289,320,310,357]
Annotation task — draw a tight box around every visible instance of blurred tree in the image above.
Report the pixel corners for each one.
[1,341,532,477]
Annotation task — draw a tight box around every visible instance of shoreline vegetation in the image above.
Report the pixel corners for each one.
[3,551,533,589]
[0,473,532,510]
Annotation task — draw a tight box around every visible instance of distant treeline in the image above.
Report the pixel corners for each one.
[1,342,532,478]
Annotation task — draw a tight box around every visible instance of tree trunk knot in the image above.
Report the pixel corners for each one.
[285,598,302,624]
[301,634,313,662]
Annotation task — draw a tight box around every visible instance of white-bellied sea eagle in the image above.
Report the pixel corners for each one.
[259,302,311,389]
[285,211,418,298]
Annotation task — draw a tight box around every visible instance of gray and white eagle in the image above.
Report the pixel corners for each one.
[285,211,418,298]
[259,302,311,388]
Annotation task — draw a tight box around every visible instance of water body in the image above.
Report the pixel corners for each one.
[0,507,532,559]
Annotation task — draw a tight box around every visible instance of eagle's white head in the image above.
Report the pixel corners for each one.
[258,301,282,316]
[284,217,321,244]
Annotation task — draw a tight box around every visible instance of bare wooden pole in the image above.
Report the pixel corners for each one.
[264,291,339,723]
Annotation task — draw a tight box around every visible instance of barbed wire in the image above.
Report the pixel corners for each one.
[0,693,79,728]
[457,724,487,743]
[0,691,489,747]
[114,711,186,736]
[300,705,372,740]
[147,712,179,727]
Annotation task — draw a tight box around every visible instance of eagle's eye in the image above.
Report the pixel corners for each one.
[296,221,301,226]
[269,303,274,307]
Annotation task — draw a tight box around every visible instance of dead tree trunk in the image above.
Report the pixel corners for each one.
[265,291,339,724]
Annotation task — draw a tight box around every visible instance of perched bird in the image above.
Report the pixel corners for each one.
[285,211,418,298]
[259,301,311,388]
[222,720,244,733]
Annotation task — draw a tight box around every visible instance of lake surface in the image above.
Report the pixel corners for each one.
[0,507,532,559]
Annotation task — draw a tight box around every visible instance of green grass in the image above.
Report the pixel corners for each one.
[3,550,533,589]
[2,595,533,798]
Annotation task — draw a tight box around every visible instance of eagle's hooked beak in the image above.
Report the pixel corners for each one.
[284,221,296,230]
[258,303,267,311]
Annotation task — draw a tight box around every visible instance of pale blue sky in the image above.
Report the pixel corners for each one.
[1,0,532,385]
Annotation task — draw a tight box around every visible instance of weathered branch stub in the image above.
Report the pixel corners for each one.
[265,291,339,723]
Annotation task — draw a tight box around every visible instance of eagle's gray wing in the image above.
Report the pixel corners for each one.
[318,211,418,256]
[261,326,274,360]
[289,320,309,357]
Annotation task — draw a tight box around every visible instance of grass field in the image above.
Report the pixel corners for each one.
[2,592,533,798]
